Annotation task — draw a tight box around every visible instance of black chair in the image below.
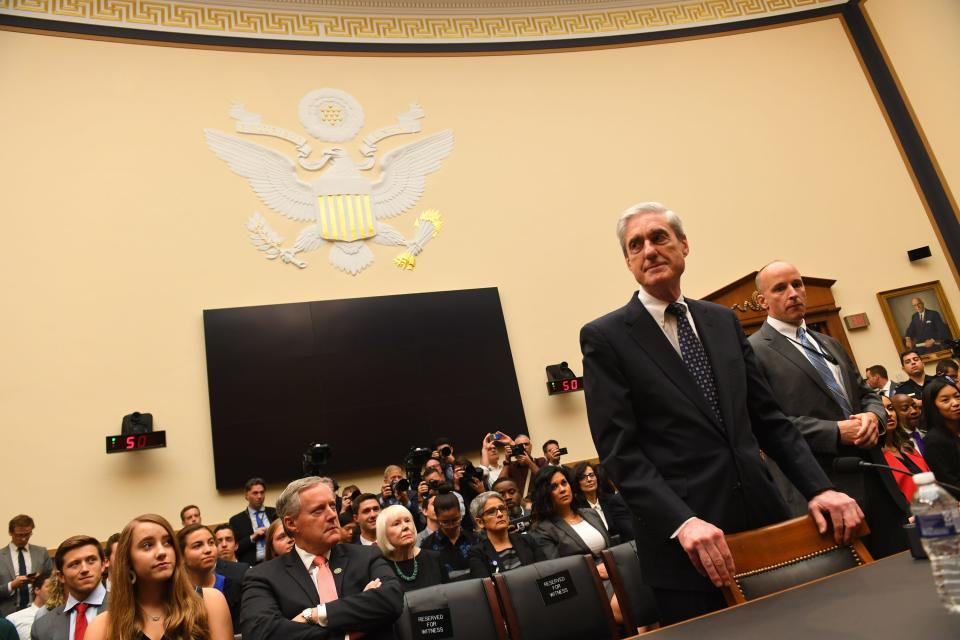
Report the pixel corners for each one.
[494,555,619,640]
[601,541,658,632]
[394,577,507,640]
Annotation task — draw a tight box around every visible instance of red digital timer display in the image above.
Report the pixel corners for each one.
[106,431,166,453]
[546,377,584,395]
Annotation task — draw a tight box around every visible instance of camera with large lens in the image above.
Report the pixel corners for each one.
[510,444,526,458]
[391,478,411,495]
[302,442,331,476]
[439,445,453,459]
[403,446,433,488]
[460,460,485,481]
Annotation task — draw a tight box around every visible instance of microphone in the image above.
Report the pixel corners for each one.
[832,457,960,494]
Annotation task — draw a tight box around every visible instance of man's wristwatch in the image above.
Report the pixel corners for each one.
[302,607,316,624]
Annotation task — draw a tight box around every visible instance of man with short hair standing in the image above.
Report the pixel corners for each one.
[239,477,402,640]
[31,535,107,640]
[229,477,277,565]
[352,494,381,546]
[750,260,909,558]
[542,440,564,466]
[865,365,895,398]
[896,350,930,402]
[580,202,861,624]
[1,515,53,618]
[179,505,202,526]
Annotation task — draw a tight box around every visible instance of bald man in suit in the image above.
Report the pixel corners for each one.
[749,261,909,558]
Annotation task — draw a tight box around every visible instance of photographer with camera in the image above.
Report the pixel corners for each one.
[379,465,425,531]
[431,437,457,483]
[492,432,547,498]
[542,440,567,467]
[479,434,506,487]
[491,477,533,534]
[452,458,486,520]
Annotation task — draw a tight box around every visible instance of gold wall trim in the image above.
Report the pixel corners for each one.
[0,0,844,43]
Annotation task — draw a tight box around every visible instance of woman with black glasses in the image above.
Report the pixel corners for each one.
[467,492,545,578]
[572,462,637,543]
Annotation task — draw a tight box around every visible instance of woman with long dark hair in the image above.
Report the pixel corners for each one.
[85,514,232,640]
[529,466,611,575]
[571,462,637,542]
[922,377,960,499]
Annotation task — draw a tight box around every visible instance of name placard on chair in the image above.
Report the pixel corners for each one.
[412,607,453,638]
[537,570,578,605]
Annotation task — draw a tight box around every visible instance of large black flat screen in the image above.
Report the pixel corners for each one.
[203,287,527,490]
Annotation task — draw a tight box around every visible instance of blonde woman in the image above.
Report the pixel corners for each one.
[85,514,232,640]
[376,505,445,593]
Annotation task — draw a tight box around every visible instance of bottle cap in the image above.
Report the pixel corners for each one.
[913,472,936,485]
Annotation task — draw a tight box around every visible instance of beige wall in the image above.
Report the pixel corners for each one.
[1,14,957,543]
[864,0,960,205]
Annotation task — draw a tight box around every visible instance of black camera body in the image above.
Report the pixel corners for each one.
[403,446,433,488]
[510,444,526,457]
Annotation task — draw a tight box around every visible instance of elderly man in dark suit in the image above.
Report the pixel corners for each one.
[580,202,863,625]
[240,477,403,640]
[1,515,53,618]
[904,297,952,354]
[749,260,910,558]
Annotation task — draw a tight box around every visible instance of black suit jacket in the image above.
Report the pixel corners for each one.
[905,308,951,351]
[468,532,545,579]
[240,543,402,640]
[749,323,909,555]
[229,507,277,565]
[924,425,960,500]
[581,294,832,590]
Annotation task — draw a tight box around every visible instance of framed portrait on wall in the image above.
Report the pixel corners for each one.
[877,281,958,362]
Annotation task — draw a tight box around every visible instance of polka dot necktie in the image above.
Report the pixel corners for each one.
[666,303,722,424]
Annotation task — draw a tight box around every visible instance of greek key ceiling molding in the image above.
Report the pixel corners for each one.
[0,0,845,45]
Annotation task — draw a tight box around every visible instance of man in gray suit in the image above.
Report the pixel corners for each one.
[1,515,53,617]
[749,261,910,558]
[31,536,107,640]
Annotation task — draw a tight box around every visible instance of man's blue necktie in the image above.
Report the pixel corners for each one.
[797,327,853,417]
[255,511,266,554]
[666,303,722,423]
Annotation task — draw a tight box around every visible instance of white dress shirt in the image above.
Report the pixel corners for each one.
[765,317,846,392]
[637,288,702,357]
[248,507,270,562]
[5,602,38,640]
[63,582,106,640]
[293,545,336,632]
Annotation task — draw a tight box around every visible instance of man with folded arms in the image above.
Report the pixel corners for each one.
[240,477,402,640]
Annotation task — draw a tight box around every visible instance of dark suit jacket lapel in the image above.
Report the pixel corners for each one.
[624,295,723,432]
[329,544,349,597]
[757,323,842,413]
[282,552,319,605]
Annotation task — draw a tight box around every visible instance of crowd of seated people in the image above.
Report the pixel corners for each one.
[10,402,960,639]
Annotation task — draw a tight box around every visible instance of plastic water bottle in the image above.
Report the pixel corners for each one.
[911,472,960,613]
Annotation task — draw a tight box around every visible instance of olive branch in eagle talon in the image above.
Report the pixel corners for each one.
[204,117,453,275]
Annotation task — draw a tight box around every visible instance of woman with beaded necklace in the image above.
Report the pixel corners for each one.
[376,505,446,593]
